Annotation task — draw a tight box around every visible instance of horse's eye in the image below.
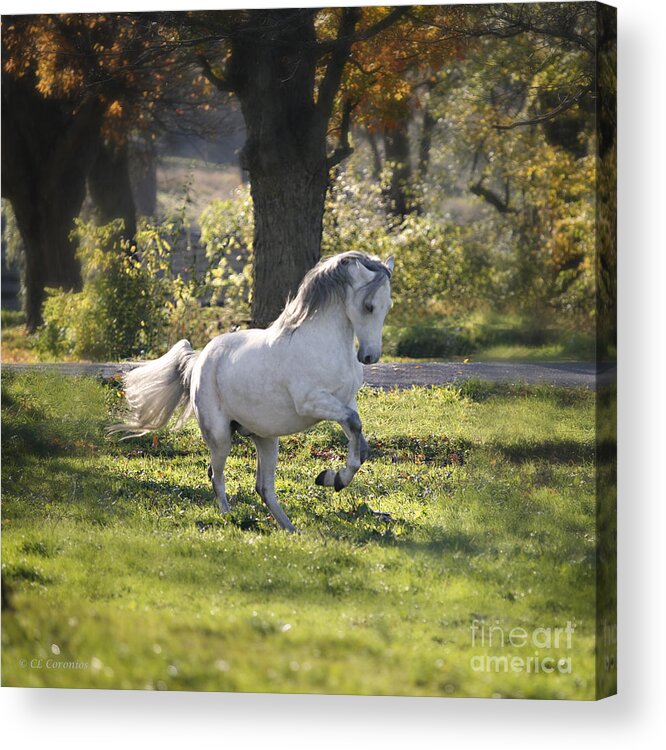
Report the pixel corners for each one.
[364,302,374,314]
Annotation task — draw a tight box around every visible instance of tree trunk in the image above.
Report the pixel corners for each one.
[10,187,85,331]
[250,166,328,327]
[228,10,333,328]
[196,8,367,326]
[384,116,416,219]
[418,106,436,182]
[1,76,102,330]
[367,129,384,180]
[88,139,137,242]
[131,137,158,217]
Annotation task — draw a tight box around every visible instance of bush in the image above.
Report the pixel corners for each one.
[322,169,500,321]
[200,188,254,321]
[382,322,482,359]
[38,221,176,360]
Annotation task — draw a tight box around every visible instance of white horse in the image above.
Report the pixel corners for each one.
[110,251,395,532]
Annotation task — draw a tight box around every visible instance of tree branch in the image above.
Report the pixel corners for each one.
[410,6,595,53]
[316,7,410,53]
[327,98,355,170]
[197,54,232,93]
[493,86,590,130]
[470,179,515,214]
[315,8,362,127]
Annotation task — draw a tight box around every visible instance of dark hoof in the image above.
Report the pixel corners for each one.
[315,470,328,486]
[334,473,345,492]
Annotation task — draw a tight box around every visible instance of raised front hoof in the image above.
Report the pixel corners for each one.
[315,469,335,487]
[315,469,347,492]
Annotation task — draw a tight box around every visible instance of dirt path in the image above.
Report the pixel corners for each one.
[3,361,612,388]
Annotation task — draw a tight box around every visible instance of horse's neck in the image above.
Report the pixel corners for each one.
[300,301,356,356]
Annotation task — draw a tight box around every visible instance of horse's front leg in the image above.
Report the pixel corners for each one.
[340,396,370,485]
[296,391,366,492]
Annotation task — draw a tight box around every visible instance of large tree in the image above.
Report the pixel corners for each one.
[2,16,141,328]
[1,14,208,329]
[2,77,96,330]
[188,7,416,327]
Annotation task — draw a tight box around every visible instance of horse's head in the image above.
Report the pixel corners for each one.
[345,255,394,364]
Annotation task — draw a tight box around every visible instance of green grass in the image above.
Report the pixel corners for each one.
[1,310,37,363]
[472,342,593,362]
[1,371,598,698]
[382,311,595,363]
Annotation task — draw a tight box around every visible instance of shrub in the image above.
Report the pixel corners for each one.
[38,221,175,360]
[199,188,254,321]
[322,169,500,321]
[395,327,475,358]
[383,323,481,359]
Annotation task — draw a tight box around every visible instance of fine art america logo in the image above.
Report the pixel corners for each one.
[470,620,575,674]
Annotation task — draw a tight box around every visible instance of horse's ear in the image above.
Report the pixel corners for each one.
[384,255,395,275]
[352,261,376,285]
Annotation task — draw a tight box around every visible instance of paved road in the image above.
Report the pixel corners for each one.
[364,361,614,388]
[3,360,613,388]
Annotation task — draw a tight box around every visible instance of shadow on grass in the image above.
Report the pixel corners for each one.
[289,422,471,468]
[493,439,594,464]
[457,378,593,407]
[2,448,215,525]
[396,526,482,557]
[1,395,94,460]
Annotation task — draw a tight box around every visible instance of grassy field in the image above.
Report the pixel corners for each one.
[1,371,598,698]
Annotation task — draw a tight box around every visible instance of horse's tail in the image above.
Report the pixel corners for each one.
[108,339,199,439]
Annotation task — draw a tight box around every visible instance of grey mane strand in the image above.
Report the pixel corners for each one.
[272,251,390,334]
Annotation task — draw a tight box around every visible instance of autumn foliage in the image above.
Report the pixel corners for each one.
[2,5,611,352]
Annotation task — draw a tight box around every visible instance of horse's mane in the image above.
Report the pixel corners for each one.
[271,251,391,334]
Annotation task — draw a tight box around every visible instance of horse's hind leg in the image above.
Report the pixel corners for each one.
[251,436,295,533]
[200,421,232,514]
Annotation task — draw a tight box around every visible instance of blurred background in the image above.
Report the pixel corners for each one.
[1,4,615,363]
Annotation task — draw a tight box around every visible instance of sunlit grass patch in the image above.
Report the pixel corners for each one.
[2,372,597,698]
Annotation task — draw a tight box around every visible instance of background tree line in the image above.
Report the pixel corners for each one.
[1,4,615,359]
